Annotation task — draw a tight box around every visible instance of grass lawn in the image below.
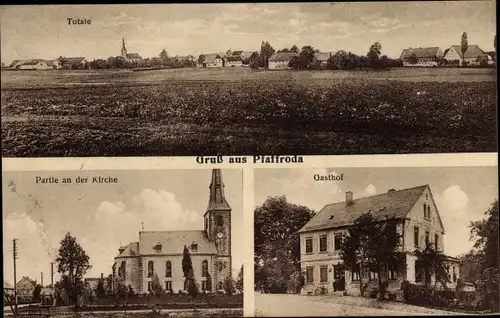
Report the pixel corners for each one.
[1,68,496,157]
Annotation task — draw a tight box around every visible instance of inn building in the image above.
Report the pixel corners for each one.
[112,169,232,294]
[298,185,460,297]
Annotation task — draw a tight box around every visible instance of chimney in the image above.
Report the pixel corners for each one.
[388,189,396,193]
[345,191,354,206]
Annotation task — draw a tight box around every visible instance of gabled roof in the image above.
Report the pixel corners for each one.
[314,52,332,61]
[299,185,428,233]
[199,53,222,64]
[400,47,441,60]
[138,230,217,255]
[4,281,14,290]
[269,52,298,62]
[116,242,139,258]
[58,57,86,64]
[224,56,243,62]
[18,276,36,287]
[447,45,486,59]
[22,59,46,66]
[126,53,142,59]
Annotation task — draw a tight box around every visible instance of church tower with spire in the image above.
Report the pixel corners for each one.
[121,38,127,58]
[204,169,232,289]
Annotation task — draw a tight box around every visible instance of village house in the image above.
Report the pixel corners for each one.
[230,51,259,66]
[224,56,243,67]
[443,45,492,66]
[16,276,37,301]
[298,185,461,298]
[197,54,224,68]
[399,47,444,67]
[121,38,142,63]
[4,281,15,297]
[268,52,298,70]
[56,56,88,69]
[9,59,51,70]
[313,52,333,68]
[112,169,233,295]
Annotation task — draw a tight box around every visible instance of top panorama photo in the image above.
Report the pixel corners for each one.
[0,2,497,157]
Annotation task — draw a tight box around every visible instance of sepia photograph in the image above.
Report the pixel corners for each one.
[2,168,244,317]
[0,1,497,157]
[254,167,499,316]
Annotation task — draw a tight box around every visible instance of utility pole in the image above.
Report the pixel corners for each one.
[51,262,54,287]
[13,239,18,315]
[41,272,44,287]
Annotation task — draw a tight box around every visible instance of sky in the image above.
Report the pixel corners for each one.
[2,169,243,286]
[0,1,496,64]
[254,166,498,258]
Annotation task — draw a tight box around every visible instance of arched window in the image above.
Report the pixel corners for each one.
[218,282,223,290]
[202,260,209,277]
[147,261,154,277]
[165,261,172,278]
[216,215,223,226]
[423,204,427,218]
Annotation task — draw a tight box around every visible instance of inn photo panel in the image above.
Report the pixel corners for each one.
[2,168,244,316]
[1,1,497,157]
[253,166,498,316]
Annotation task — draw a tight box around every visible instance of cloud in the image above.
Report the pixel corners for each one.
[81,188,202,277]
[3,212,58,285]
[364,184,377,196]
[257,168,342,212]
[434,185,472,256]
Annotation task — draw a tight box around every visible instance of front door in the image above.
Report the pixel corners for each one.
[333,264,346,292]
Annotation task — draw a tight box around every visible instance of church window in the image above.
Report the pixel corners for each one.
[205,218,208,231]
[218,282,223,290]
[435,234,439,250]
[202,260,209,277]
[165,281,172,292]
[191,243,198,252]
[147,281,152,292]
[423,204,427,219]
[425,231,429,247]
[147,261,154,277]
[218,262,223,272]
[414,227,419,247]
[165,261,172,278]
[216,215,224,226]
[202,280,208,291]
[119,261,126,279]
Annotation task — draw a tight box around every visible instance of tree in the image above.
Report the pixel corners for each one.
[105,275,113,295]
[236,265,244,293]
[290,45,299,53]
[413,244,449,288]
[298,45,316,70]
[461,32,468,67]
[206,272,213,292]
[469,200,499,311]
[254,196,315,293]
[32,284,42,302]
[182,245,198,297]
[223,275,236,296]
[96,278,106,297]
[287,270,305,294]
[56,233,91,307]
[150,273,164,296]
[339,213,402,299]
[260,41,275,69]
[367,42,382,68]
[159,49,169,64]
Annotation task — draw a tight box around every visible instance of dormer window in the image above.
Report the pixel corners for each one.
[191,243,198,252]
[154,243,162,251]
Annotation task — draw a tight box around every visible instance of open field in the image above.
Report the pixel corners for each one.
[1,68,497,157]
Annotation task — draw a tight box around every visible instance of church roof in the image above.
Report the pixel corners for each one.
[299,185,429,233]
[206,169,231,212]
[116,242,139,258]
[139,230,217,255]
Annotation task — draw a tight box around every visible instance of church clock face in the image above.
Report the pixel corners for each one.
[217,232,224,239]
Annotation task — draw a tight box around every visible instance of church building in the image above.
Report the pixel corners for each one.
[113,169,232,294]
[121,38,142,63]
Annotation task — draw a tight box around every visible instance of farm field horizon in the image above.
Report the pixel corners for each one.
[1,67,497,157]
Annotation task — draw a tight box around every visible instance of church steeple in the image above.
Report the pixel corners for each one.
[206,169,231,212]
[121,38,127,58]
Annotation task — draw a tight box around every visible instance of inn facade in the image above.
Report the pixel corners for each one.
[298,185,460,297]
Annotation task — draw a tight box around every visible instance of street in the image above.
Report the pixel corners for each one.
[254,292,470,316]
